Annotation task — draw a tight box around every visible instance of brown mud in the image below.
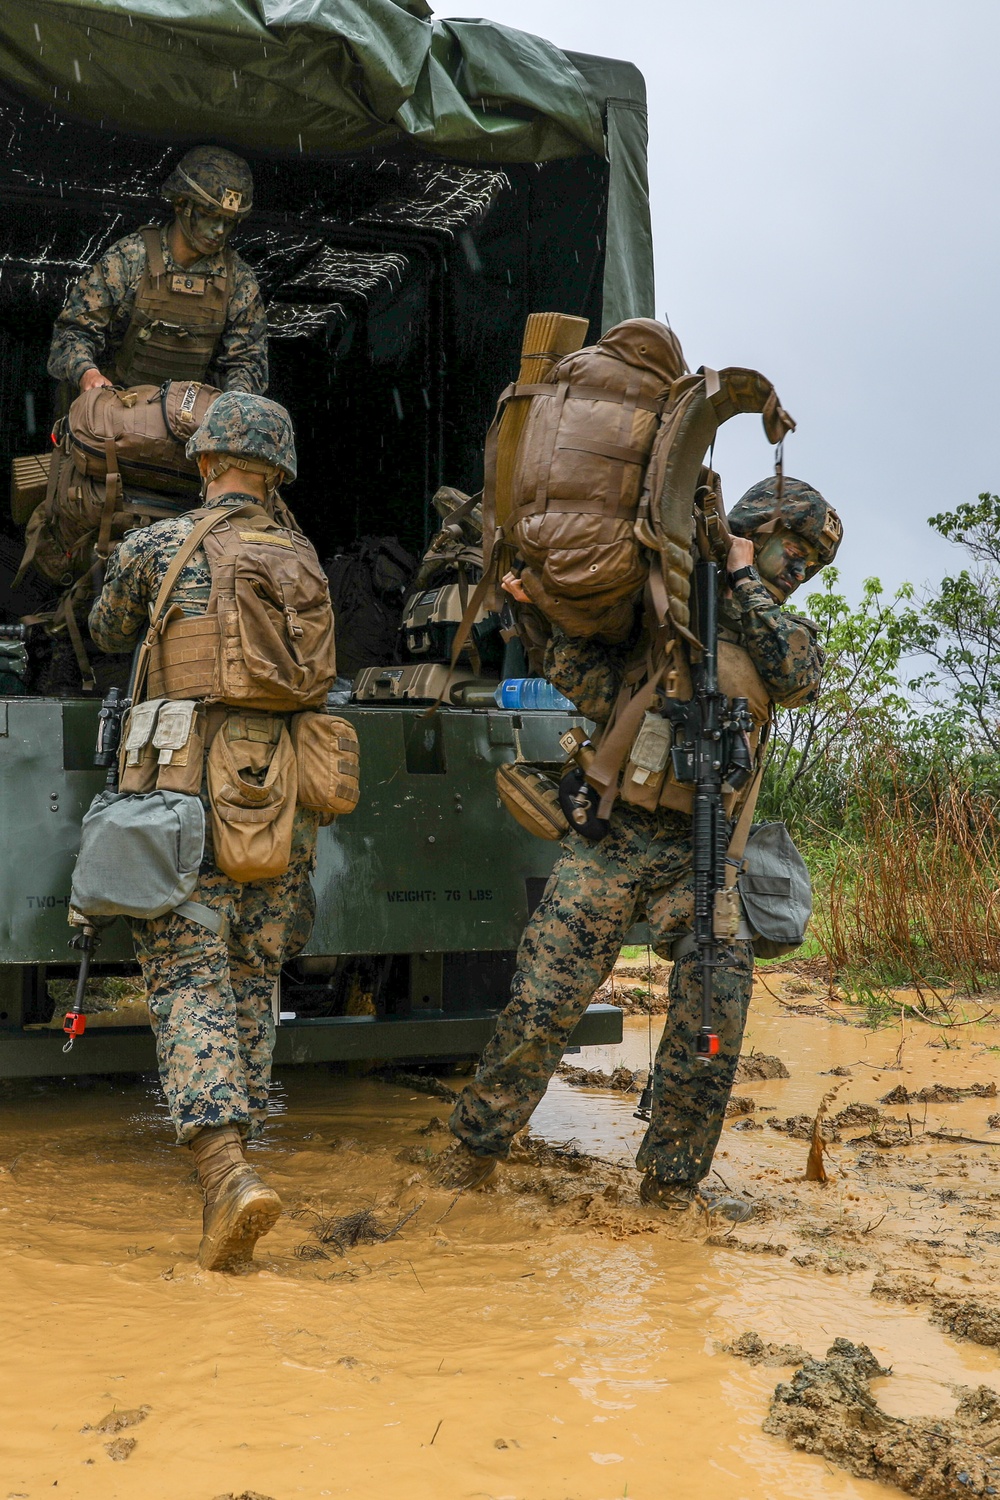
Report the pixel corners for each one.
[3,968,1000,1499]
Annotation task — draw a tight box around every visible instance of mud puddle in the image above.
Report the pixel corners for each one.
[2,976,999,1499]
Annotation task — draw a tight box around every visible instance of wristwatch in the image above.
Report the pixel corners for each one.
[727,564,759,589]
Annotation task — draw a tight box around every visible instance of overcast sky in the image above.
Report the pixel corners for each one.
[472,0,1000,604]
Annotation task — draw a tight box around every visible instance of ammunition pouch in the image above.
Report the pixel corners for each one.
[618,639,771,816]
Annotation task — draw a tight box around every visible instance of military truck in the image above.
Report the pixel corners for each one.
[0,0,655,1076]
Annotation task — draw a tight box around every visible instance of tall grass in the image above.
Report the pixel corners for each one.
[811,753,1000,995]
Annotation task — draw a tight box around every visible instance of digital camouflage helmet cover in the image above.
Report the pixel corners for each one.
[162,146,254,217]
[728,476,842,580]
[186,392,297,484]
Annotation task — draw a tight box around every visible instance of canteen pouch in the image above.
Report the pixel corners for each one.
[119,698,165,794]
[69,788,205,919]
[496,762,569,841]
[738,821,813,959]
[291,712,360,824]
[206,719,297,881]
[153,699,205,795]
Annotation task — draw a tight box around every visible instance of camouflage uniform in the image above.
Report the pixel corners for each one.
[89,494,318,1145]
[48,225,268,395]
[449,572,824,1187]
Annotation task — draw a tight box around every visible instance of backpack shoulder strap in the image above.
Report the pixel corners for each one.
[140,226,167,281]
[130,503,257,704]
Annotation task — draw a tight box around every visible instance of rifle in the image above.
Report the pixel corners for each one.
[660,492,754,1061]
[63,685,130,1052]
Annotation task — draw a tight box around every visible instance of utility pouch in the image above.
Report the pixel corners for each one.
[713,887,742,940]
[496,762,568,841]
[620,711,672,811]
[153,699,205,795]
[206,719,297,881]
[119,698,164,794]
[291,712,360,824]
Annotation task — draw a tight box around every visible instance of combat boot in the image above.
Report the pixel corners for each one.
[189,1124,282,1272]
[639,1172,754,1223]
[430,1137,498,1190]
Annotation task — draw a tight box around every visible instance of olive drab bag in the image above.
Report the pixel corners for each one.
[143,503,337,712]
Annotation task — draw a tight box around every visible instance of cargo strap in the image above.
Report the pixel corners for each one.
[173,899,230,942]
[20,563,105,694]
[58,580,99,694]
[96,438,122,561]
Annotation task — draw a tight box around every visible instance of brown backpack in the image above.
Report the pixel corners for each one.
[143,503,337,712]
[503,318,686,643]
[64,380,221,496]
[17,450,188,587]
[15,380,221,591]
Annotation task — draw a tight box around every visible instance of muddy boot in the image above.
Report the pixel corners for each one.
[639,1176,701,1215]
[639,1173,754,1223]
[189,1124,282,1272]
[431,1138,498,1190]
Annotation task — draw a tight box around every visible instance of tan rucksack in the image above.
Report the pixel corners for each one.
[16,453,187,588]
[503,319,686,643]
[14,380,221,592]
[64,380,221,496]
[143,503,337,712]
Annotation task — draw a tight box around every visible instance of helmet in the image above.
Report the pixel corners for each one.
[186,393,297,484]
[162,147,254,217]
[729,476,842,577]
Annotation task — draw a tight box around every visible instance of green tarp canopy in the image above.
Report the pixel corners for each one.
[0,0,653,325]
[4,0,602,161]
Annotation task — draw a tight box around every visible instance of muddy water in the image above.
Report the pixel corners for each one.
[2,983,999,1499]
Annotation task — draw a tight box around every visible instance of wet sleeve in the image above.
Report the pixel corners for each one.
[88,535,154,655]
[730,577,825,708]
[47,241,135,387]
[214,259,269,394]
[543,628,628,727]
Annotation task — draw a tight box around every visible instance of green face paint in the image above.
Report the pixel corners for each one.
[754,528,820,599]
[177,201,237,257]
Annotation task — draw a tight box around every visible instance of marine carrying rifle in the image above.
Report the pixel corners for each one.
[660,493,754,1060]
[63,686,130,1052]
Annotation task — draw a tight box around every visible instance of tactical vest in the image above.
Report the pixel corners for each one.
[141,502,337,713]
[112,228,232,388]
[618,633,772,817]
